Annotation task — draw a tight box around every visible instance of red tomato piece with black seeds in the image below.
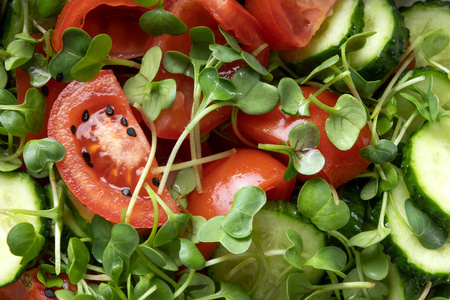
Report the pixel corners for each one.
[237,86,372,188]
[48,70,179,228]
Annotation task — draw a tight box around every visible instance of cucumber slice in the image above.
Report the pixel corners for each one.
[383,259,422,300]
[279,0,365,77]
[396,67,450,135]
[402,115,450,232]
[348,0,409,80]
[208,200,326,300]
[0,172,49,288]
[383,172,450,281]
[401,1,450,69]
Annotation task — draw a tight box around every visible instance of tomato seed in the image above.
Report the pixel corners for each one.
[82,150,91,162]
[82,110,90,122]
[127,127,137,137]
[106,105,114,116]
[121,117,128,127]
[41,85,49,96]
[122,187,132,197]
[56,71,63,82]
[71,125,76,134]
[44,287,56,298]
[152,177,160,187]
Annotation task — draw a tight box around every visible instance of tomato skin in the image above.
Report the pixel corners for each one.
[150,0,269,140]
[52,0,151,59]
[187,148,295,258]
[48,70,179,228]
[0,268,76,300]
[237,86,372,188]
[245,0,338,50]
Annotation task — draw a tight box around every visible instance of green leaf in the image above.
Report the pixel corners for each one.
[341,31,376,53]
[138,244,178,271]
[178,273,215,299]
[0,110,29,137]
[420,29,449,60]
[379,163,398,192]
[0,88,17,105]
[103,223,139,283]
[213,282,251,300]
[301,55,340,84]
[143,79,177,121]
[20,87,46,134]
[153,213,191,247]
[361,177,378,200]
[219,26,241,52]
[23,138,65,178]
[198,216,252,254]
[279,77,310,117]
[343,268,388,300]
[66,238,90,284]
[288,122,325,175]
[123,46,163,106]
[0,149,22,171]
[91,215,113,263]
[284,229,303,269]
[241,50,268,76]
[49,28,92,82]
[169,167,196,200]
[405,199,448,250]
[360,244,389,281]
[297,178,350,231]
[0,64,7,89]
[20,53,51,88]
[199,67,236,104]
[303,246,347,277]
[132,0,159,7]
[178,238,206,270]
[325,94,368,151]
[5,39,35,70]
[347,227,391,248]
[210,44,242,63]
[333,66,381,98]
[7,222,45,265]
[163,51,194,78]
[190,26,215,62]
[38,0,67,18]
[221,186,266,238]
[71,34,112,82]
[286,273,314,300]
[139,6,188,37]
[360,139,398,165]
[231,66,279,115]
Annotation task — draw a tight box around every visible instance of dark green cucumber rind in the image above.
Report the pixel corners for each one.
[0,172,50,288]
[337,179,366,239]
[208,200,327,299]
[62,184,95,239]
[348,0,409,81]
[280,0,365,77]
[0,1,24,48]
[383,259,422,300]
[400,0,450,69]
[401,116,450,232]
[382,173,450,282]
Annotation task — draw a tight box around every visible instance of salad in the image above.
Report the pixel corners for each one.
[0,0,449,299]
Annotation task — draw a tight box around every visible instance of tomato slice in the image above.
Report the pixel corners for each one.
[237,86,372,188]
[51,0,151,59]
[187,148,295,259]
[150,0,269,140]
[48,70,179,228]
[0,268,76,300]
[245,0,338,50]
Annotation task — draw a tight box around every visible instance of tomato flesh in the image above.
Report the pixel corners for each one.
[48,70,179,228]
[237,86,372,188]
[245,0,338,50]
[52,0,151,59]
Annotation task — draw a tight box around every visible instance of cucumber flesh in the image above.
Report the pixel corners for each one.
[0,172,48,288]
[383,172,450,281]
[208,200,326,300]
[401,1,450,69]
[402,115,450,232]
[348,0,408,80]
[280,0,365,77]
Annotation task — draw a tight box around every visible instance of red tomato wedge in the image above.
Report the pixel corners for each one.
[52,0,151,59]
[245,0,338,50]
[0,268,76,300]
[237,86,372,188]
[48,70,179,228]
[187,148,295,259]
[150,0,269,139]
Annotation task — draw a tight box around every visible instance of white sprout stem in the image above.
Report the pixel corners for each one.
[151,148,236,174]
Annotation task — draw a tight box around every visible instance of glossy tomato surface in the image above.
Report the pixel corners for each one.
[237,86,372,187]
[187,148,295,258]
[48,70,179,228]
[149,0,269,140]
[0,268,76,300]
[245,0,338,50]
[52,0,151,59]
